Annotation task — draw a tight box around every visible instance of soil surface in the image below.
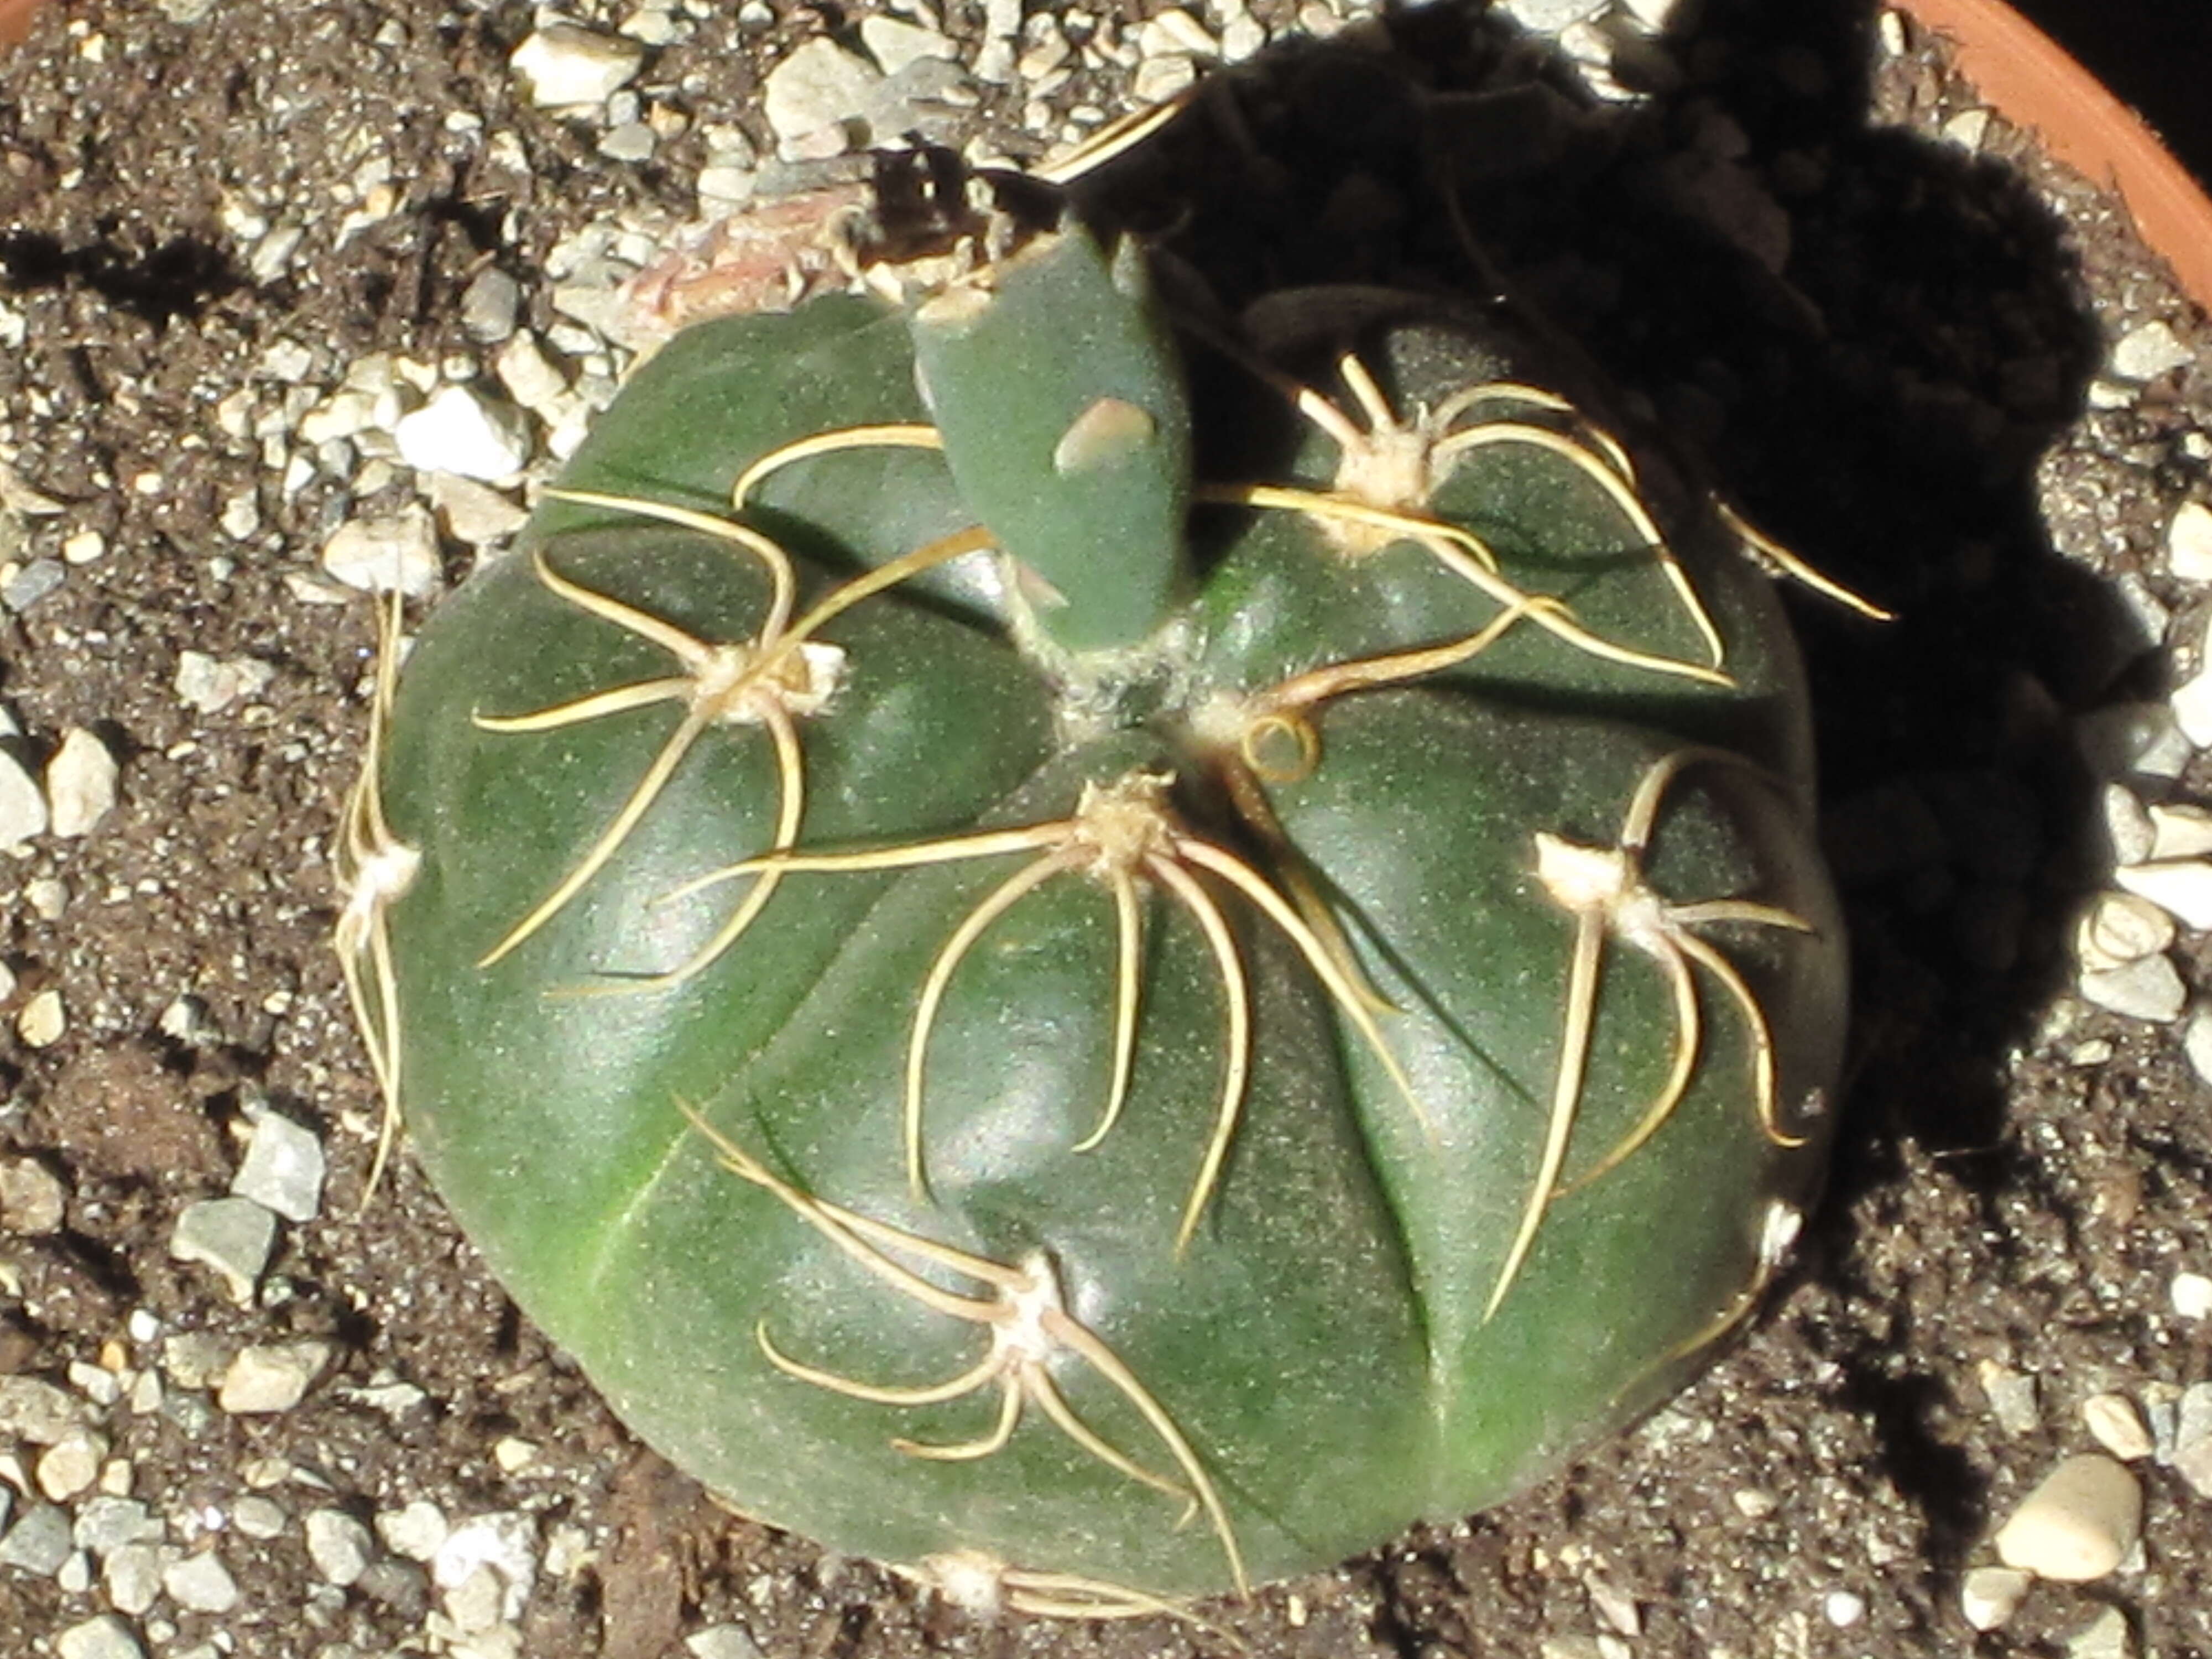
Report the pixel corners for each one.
[1,3,2210,1658]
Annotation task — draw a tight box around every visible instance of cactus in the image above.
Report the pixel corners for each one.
[338,207,1846,1613]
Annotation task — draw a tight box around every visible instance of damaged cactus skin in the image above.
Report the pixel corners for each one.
[341,215,1847,1609]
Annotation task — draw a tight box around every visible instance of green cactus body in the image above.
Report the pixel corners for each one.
[344,216,1846,1610]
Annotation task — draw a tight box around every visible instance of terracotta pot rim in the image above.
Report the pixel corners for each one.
[1893,0,2212,316]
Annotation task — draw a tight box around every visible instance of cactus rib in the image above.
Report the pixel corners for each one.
[681,1106,1249,1596]
[675,769,1426,1252]
[1253,349,1726,668]
[471,488,990,983]
[1203,482,1734,688]
[1484,748,1817,1323]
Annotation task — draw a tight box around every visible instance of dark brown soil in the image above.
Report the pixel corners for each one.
[2,3,2210,1657]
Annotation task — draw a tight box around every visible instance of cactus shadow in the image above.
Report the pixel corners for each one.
[1069,0,2143,1574]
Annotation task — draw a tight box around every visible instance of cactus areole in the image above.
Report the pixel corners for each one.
[341,214,1848,1614]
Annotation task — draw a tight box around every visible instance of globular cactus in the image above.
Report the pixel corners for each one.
[338,202,1847,1615]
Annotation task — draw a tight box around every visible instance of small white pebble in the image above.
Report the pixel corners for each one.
[217,1342,331,1414]
[2114,858,2212,929]
[2083,1393,2154,1461]
[377,1498,448,1562]
[0,747,48,848]
[394,385,530,482]
[231,1109,326,1224]
[1960,1564,2031,1631]
[1994,1454,2141,1582]
[54,1614,144,1659]
[162,1549,240,1613]
[322,505,442,597]
[45,728,117,838]
[36,1431,106,1501]
[17,988,65,1048]
[2112,319,2193,382]
[1821,1589,1865,1627]
[2067,1603,2134,1659]
[1978,1360,2040,1437]
[2173,1271,2212,1319]
[2076,892,2173,971]
[510,23,645,106]
[0,1157,67,1233]
[306,1507,374,1587]
[2150,801,2212,858]
[2170,500,2212,581]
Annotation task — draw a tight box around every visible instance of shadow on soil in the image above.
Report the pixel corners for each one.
[1068,0,2115,1601]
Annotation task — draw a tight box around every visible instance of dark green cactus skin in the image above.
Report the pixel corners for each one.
[360,223,1846,1603]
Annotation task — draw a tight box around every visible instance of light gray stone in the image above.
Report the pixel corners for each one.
[1992,1454,2141,1582]
[4,558,66,611]
[2173,1270,2212,1319]
[174,650,276,714]
[0,1375,91,1443]
[764,38,882,145]
[434,1511,537,1623]
[170,1197,277,1304]
[2075,893,2173,972]
[2175,1430,2212,1498]
[2083,1394,2154,1462]
[2078,953,2187,1022]
[2114,858,2212,929]
[103,1540,165,1615]
[599,122,656,163]
[16,987,64,1048]
[493,333,570,421]
[307,1508,374,1587]
[55,1615,144,1659]
[2188,1006,2212,1086]
[685,1626,764,1659]
[45,727,117,837]
[0,746,47,846]
[2176,1380,2212,1455]
[322,505,441,597]
[74,1496,159,1557]
[163,1549,240,1613]
[1960,1565,2030,1631]
[231,1110,325,1223]
[378,1499,448,1562]
[0,1156,67,1233]
[232,1496,287,1540]
[2112,320,2192,382]
[0,1503,74,1574]
[859,15,954,76]
[426,473,528,545]
[394,385,530,482]
[460,268,522,345]
[217,1341,331,1414]
[37,1430,105,1500]
[2103,784,2156,865]
[2170,500,2212,581]
[511,25,645,107]
[1978,1362,2039,1437]
[2150,802,2212,859]
[2066,1604,2134,1659]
